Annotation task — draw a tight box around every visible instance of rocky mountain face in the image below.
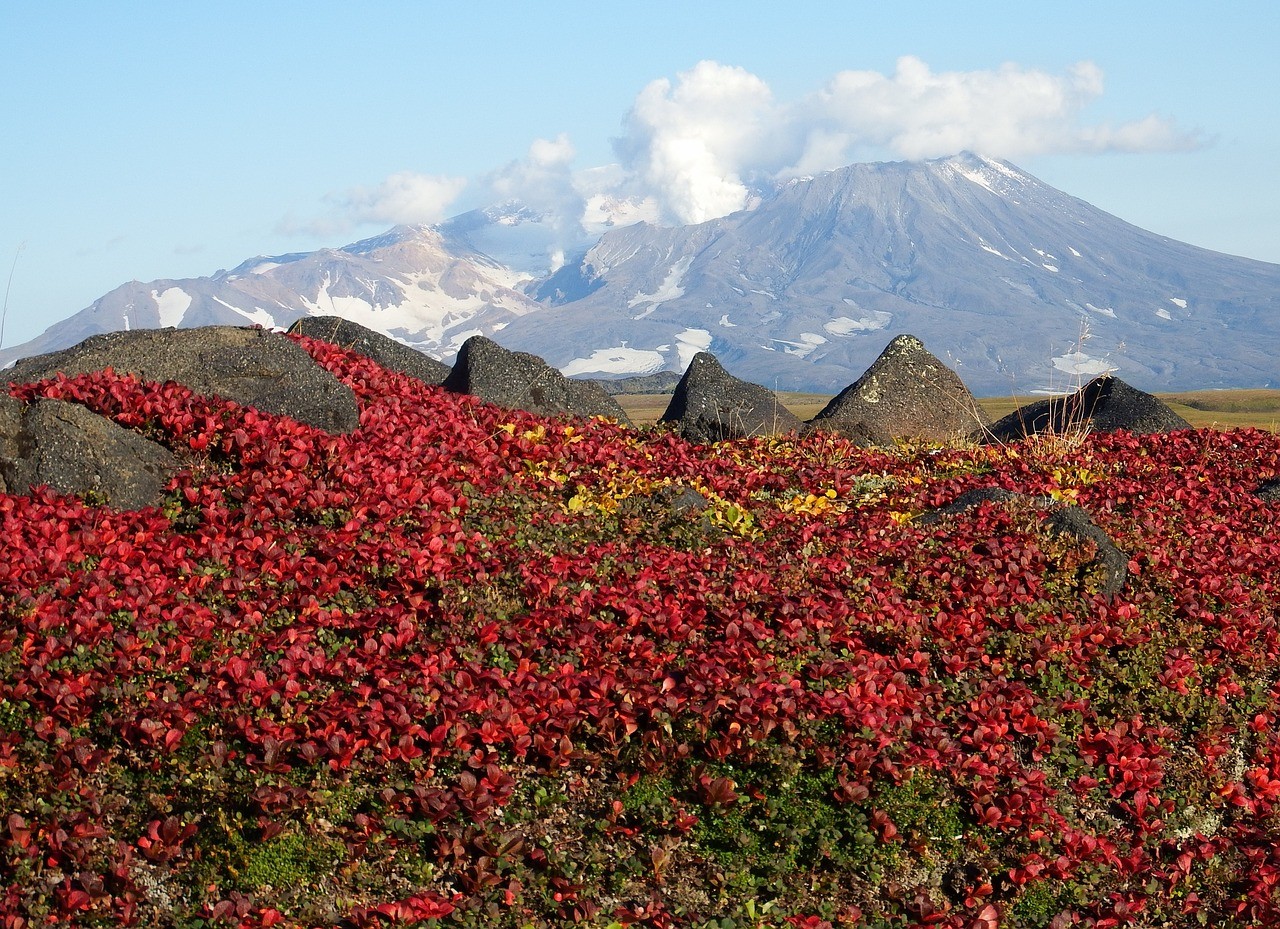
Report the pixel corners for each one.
[0,226,540,370]
[5,153,1278,394]
[517,154,1280,394]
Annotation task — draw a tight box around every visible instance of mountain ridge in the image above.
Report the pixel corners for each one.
[4,153,1277,394]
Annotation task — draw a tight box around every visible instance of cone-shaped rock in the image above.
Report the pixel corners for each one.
[986,374,1191,442]
[288,316,452,384]
[6,326,360,434]
[806,334,989,445]
[659,352,802,443]
[442,336,631,425]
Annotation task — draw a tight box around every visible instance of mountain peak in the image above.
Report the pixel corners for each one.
[341,224,439,255]
[929,151,1034,194]
[4,155,1278,393]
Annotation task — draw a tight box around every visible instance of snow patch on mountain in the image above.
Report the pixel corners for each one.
[774,332,828,358]
[294,258,535,353]
[824,311,892,335]
[152,287,192,328]
[1155,308,1173,320]
[945,154,1028,196]
[1052,351,1116,379]
[957,167,996,193]
[1032,248,1060,272]
[1085,303,1117,319]
[675,327,712,369]
[628,257,693,315]
[212,297,276,329]
[561,346,666,377]
[1170,297,1188,309]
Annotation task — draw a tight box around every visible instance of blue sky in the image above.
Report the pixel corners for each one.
[2,1,1277,347]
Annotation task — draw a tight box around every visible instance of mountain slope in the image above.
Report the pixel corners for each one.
[511,153,1280,393]
[5,154,1278,394]
[0,226,541,369]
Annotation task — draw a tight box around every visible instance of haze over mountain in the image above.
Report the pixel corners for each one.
[5,153,1278,395]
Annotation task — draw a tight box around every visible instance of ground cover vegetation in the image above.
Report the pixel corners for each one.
[2,335,1279,927]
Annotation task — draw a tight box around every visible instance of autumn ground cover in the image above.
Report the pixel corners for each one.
[2,336,1279,928]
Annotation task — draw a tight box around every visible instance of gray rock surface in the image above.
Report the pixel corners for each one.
[442,336,631,425]
[659,353,802,443]
[986,374,1191,442]
[0,396,24,492]
[287,315,452,384]
[0,396,178,508]
[7,326,359,434]
[807,335,990,445]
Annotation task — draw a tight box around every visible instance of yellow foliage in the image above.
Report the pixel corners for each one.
[1047,465,1104,502]
[778,488,841,517]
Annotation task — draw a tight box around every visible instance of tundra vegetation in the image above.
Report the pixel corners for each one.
[1,334,1278,927]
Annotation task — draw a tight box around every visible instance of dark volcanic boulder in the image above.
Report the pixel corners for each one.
[0,396,25,490]
[443,336,631,425]
[986,374,1191,442]
[0,395,178,508]
[807,334,989,445]
[7,327,360,434]
[659,353,802,443]
[287,315,452,385]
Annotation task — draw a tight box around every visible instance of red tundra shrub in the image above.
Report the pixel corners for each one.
[0,335,1278,927]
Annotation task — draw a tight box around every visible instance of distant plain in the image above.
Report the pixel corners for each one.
[616,389,1280,431]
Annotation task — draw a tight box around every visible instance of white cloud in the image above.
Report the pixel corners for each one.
[292,57,1202,240]
[796,57,1196,163]
[614,61,781,224]
[335,171,468,226]
[479,134,583,224]
[611,57,1202,224]
[282,171,467,238]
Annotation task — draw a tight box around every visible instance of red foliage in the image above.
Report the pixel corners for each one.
[1,335,1278,926]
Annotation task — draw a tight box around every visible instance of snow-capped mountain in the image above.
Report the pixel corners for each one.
[1,225,542,368]
[512,153,1280,394]
[5,153,1279,394]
